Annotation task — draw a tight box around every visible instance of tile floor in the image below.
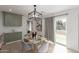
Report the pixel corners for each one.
[0,40,77,53]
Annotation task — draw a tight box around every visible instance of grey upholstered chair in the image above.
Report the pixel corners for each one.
[21,41,33,53]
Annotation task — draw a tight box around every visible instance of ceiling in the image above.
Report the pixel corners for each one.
[0,5,79,17]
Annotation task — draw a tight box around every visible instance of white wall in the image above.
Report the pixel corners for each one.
[0,12,27,39]
[44,7,79,52]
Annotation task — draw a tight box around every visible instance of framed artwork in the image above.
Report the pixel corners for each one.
[29,18,42,32]
[35,18,42,31]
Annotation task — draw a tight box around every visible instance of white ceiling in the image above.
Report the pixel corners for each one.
[0,5,79,17]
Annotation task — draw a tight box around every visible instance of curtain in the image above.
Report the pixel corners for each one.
[45,17,54,42]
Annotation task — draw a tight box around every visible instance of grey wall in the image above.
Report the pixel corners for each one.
[0,12,27,39]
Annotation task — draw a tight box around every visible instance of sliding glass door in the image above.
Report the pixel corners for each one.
[54,15,67,45]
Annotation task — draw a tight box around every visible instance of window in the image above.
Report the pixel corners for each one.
[3,12,22,26]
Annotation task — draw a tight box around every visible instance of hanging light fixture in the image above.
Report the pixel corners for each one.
[28,5,42,20]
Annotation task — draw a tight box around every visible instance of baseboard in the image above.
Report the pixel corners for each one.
[67,47,79,53]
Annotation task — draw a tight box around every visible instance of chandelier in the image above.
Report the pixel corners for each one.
[28,5,42,20]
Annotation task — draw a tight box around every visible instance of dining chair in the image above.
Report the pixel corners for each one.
[38,40,49,53]
[0,33,9,53]
[21,41,33,53]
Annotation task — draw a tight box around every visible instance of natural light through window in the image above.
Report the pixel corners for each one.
[54,15,67,45]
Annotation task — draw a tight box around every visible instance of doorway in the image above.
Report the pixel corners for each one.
[54,15,67,46]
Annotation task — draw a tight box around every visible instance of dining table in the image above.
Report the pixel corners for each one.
[29,37,47,52]
[23,36,47,53]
